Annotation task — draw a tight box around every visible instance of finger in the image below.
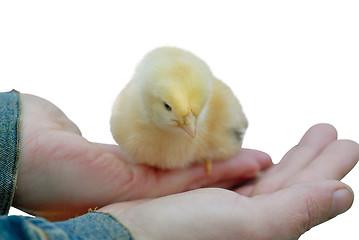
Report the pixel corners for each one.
[252,180,354,239]
[91,144,271,199]
[249,123,338,195]
[271,123,338,174]
[137,149,271,197]
[283,140,359,187]
[207,179,249,190]
[99,199,150,215]
[187,149,271,190]
[94,143,272,180]
[235,184,253,196]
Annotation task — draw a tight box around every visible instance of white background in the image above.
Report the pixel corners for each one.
[1,1,358,239]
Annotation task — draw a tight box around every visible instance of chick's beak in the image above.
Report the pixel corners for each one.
[177,113,197,138]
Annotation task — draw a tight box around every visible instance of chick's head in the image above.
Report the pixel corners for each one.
[135,47,213,138]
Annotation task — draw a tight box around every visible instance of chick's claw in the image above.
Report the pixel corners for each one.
[205,160,212,174]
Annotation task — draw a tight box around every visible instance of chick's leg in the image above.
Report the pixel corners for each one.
[205,159,212,174]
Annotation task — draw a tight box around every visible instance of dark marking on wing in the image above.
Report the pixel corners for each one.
[232,129,244,142]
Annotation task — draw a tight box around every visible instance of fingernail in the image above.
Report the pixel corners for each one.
[331,187,354,218]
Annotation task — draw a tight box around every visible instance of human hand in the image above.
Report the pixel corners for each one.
[237,123,358,196]
[99,124,359,240]
[13,94,271,221]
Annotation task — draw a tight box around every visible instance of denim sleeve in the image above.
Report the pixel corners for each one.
[0,90,21,215]
[0,212,133,240]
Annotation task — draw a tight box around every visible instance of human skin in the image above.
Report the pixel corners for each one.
[13,94,271,220]
[100,124,359,240]
[12,94,359,239]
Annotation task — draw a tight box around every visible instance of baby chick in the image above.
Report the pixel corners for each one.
[110,47,248,171]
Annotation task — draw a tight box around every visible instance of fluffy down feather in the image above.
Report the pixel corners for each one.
[110,47,248,169]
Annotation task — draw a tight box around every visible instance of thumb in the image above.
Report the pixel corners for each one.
[253,180,354,239]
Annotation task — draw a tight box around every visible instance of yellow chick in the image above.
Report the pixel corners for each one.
[110,47,248,171]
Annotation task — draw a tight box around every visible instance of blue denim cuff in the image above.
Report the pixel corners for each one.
[0,90,21,215]
[54,212,133,240]
[0,212,133,240]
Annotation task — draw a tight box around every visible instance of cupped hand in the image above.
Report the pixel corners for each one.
[99,124,359,240]
[13,94,271,220]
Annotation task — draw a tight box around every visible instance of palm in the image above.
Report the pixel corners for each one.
[13,94,271,220]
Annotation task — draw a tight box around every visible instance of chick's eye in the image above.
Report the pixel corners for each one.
[163,102,172,111]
